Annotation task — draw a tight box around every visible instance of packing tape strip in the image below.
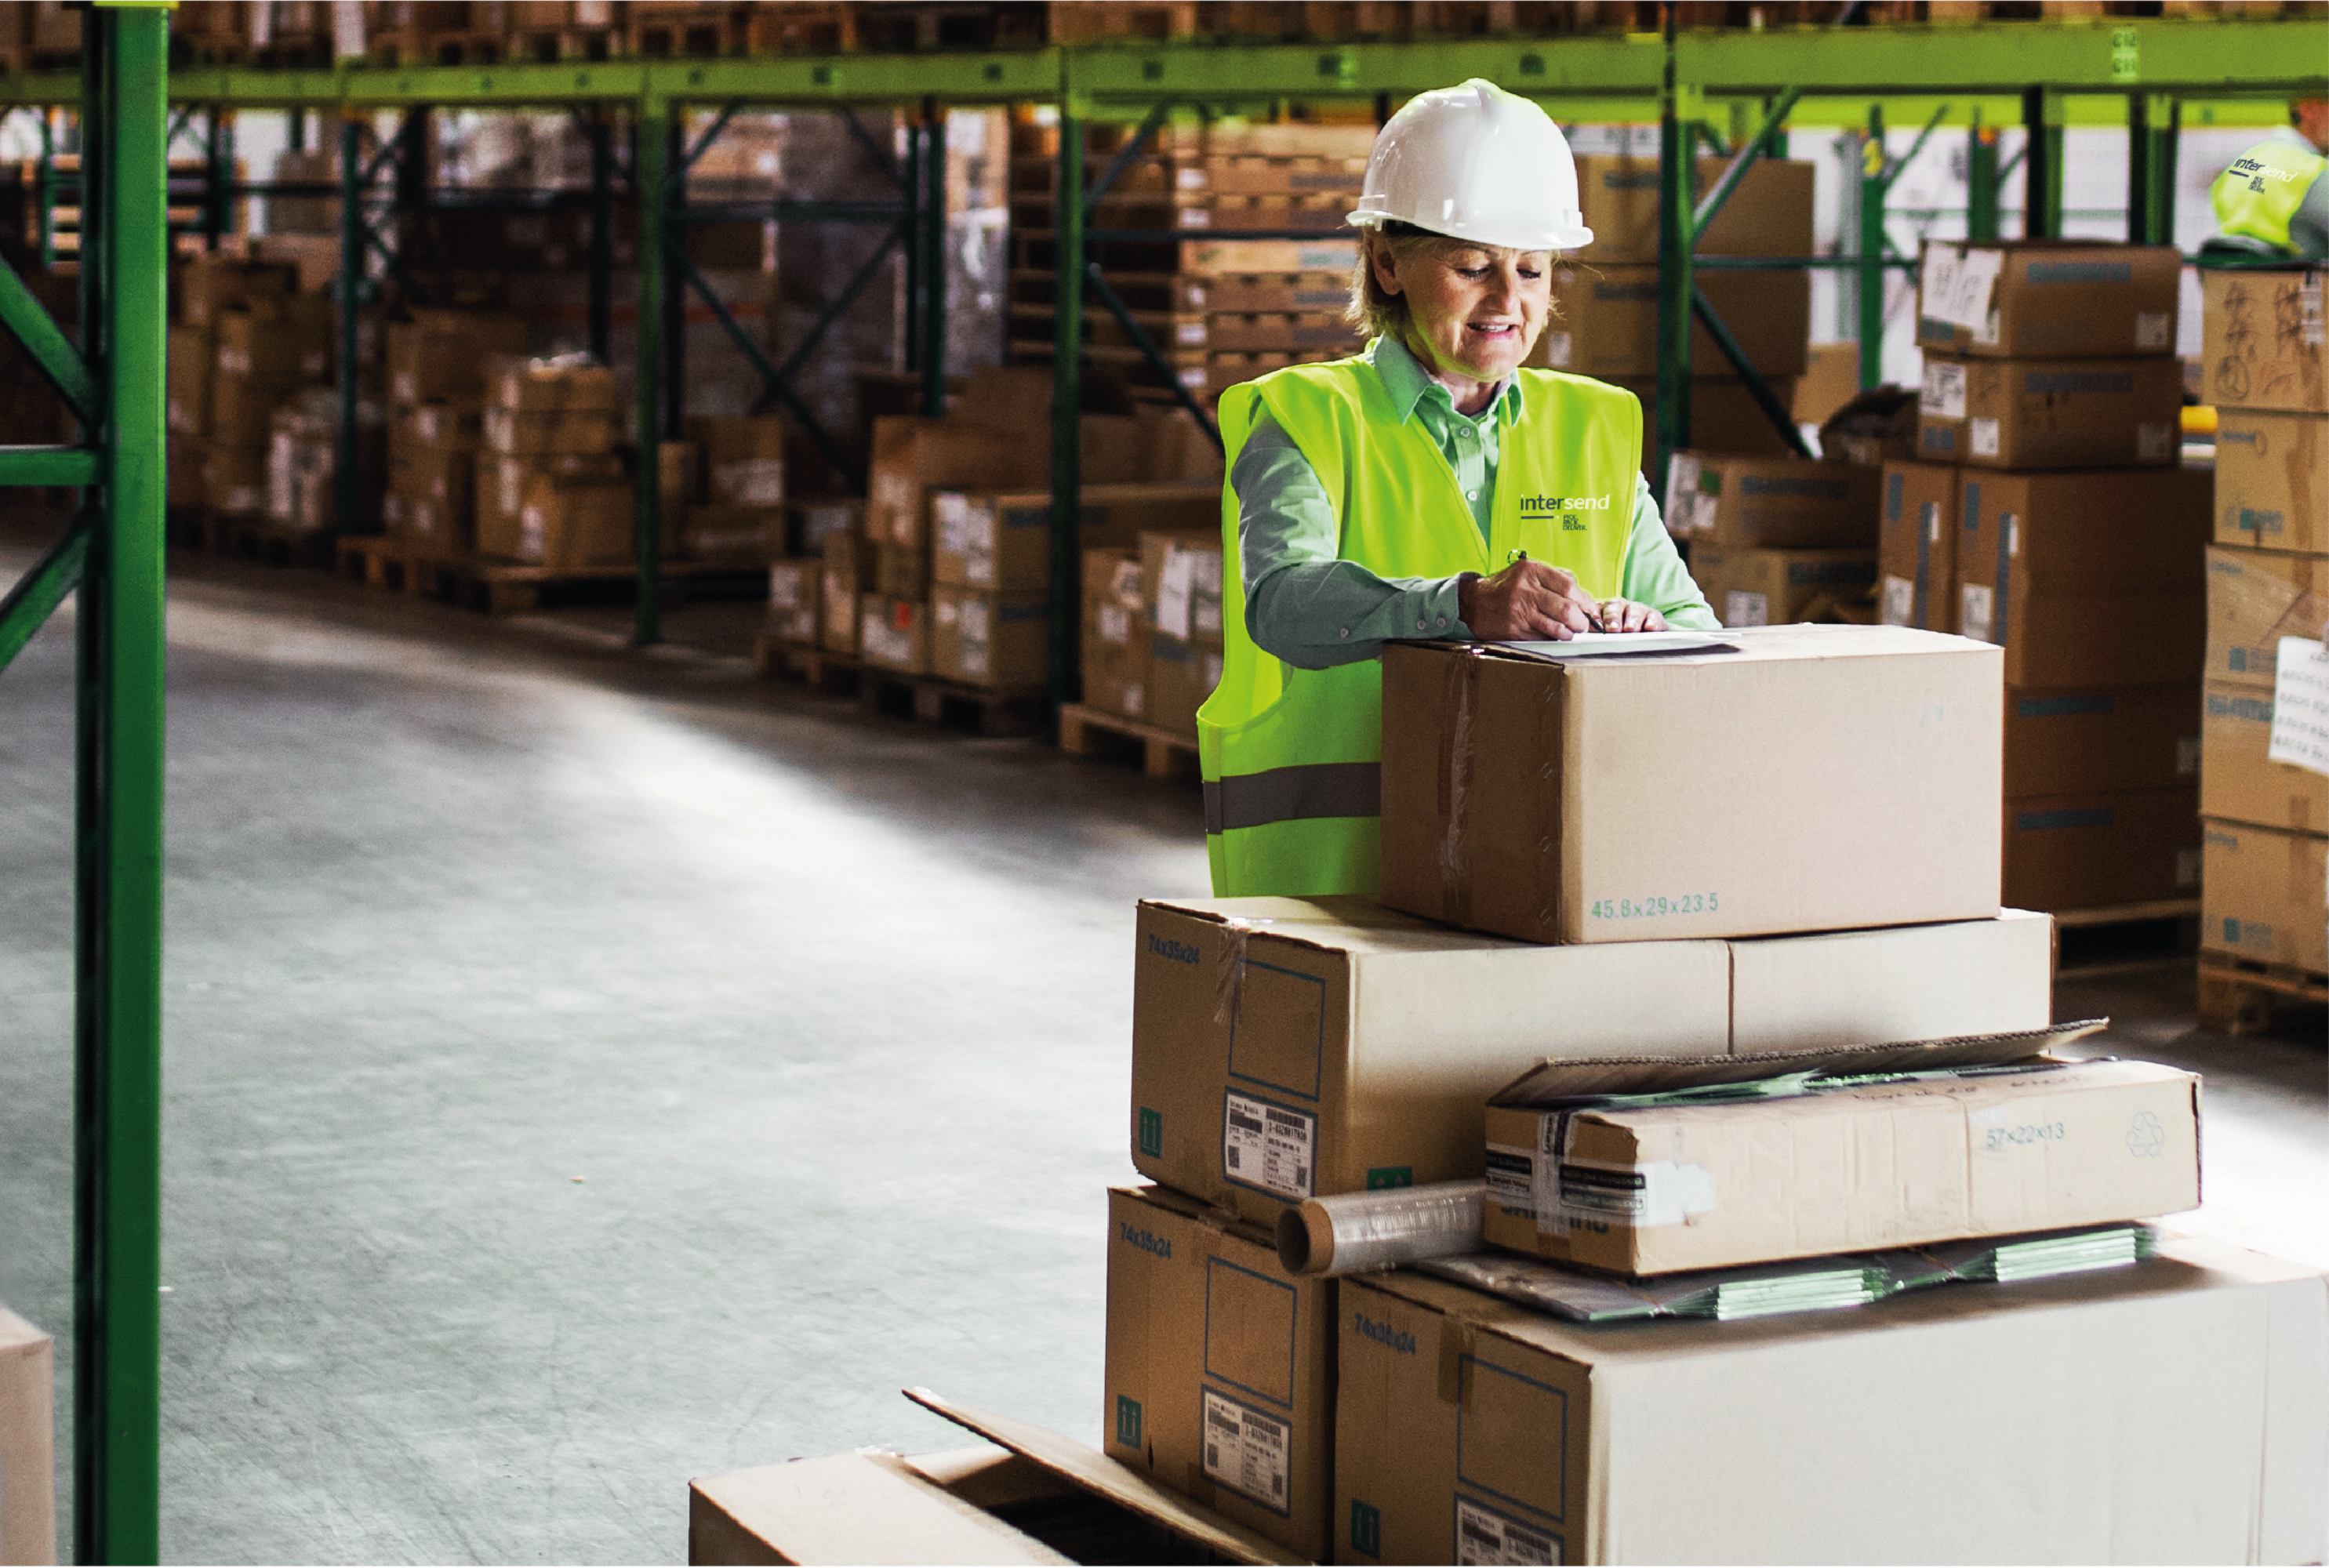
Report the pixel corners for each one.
[1437,1318,1477,1410]
[1437,650,1477,927]
[1278,1181,1484,1277]
[1211,917,1252,1029]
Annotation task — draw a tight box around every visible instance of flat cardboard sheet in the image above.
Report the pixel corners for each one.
[689,1450,1069,1566]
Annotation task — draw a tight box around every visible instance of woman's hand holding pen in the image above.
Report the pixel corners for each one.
[1457,557,1602,641]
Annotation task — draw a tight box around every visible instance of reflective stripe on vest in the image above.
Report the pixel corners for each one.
[1197,348,1640,898]
[2213,136,2327,252]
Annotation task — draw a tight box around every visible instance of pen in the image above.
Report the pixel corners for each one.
[1512,549,1606,633]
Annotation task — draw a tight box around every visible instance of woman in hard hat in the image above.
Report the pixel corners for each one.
[1198,79,1718,900]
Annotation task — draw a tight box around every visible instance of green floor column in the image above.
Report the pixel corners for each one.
[77,4,169,1562]
[1967,111,2000,244]
[634,98,668,648]
[1858,106,1887,392]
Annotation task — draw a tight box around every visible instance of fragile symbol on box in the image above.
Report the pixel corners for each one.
[1223,1091,1315,1201]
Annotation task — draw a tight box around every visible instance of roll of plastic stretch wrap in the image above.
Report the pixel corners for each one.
[1276,1181,1484,1276]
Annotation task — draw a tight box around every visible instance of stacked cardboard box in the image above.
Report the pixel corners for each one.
[168,252,308,519]
[382,310,522,552]
[678,416,785,564]
[1099,624,2311,1564]
[1077,518,1226,732]
[1895,241,2205,912]
[1666,452,1880,626]
[477,353,640,569]
[2196,266,2329,978]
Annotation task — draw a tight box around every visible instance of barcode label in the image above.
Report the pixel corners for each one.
[1484,1144,1535,1219]
[1201,1390,1292,1513]
[1880,575,1914,627]
[1223,1091,1313,1200]
[1455,1497,1560,1566]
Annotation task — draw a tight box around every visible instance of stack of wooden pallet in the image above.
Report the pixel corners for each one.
[1006,118,1373,409]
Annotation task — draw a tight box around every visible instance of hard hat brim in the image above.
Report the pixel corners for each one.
[1346,209,1595,254]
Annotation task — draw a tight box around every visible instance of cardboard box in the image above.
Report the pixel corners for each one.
[1956,466,2212,686]
[867,416,1049,551]
[387,310,526,405]
[819,534,874,655]
[874,541,930,601]
[934,482,1220,593]
[932,586,1048,688]
[0,1305,55,1567]
[202,441,268,516]
[1690,544,1877,627]
[681,503,780,564]
[1917,240,2181,358]
[1334,1239,2329,1566]
[1608,376,1801,471]
[1918,352,2183,469]
[215,300,332,385]
[767,558,819,644]
[2204,544,2329,688]
[1103,1185,1333,1560]
[2200,266,2328,415]
[474,452,624,559]
[1575,155,1814,262]
[1482,1052,2197,1273]
[2004,787,2201,909]
[1533,266,1809,379]
[1128,898,2051,1227]
[793,497,861,557]
[166,325,213,436]
[1877,459,1958,629]
[1664,453,1880,548]
[484,405,620,456]
[1379,628,2003,945]
[859,593,928,674]
[690,416,787,506]
[1147,635,1223,738]
[205,373,294,446]
[2202,681,2329,834]
[2007,684,2200,797]
[1083,549,1150,720]
[398,399,483,452]
[485,354,619,413]
[2202,818,2329,973]
[1143,530,1224,647]
[177,255,296,328]
[518,477,631,569]
[2215,408,2327,552]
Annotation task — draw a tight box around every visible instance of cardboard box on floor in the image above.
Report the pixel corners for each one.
[1103,1186,1333,1561]
[0,1305,55,1567]
[1915,240,2181,358]
[2201,818,2329,974]
[1334,1239,2328,1567]
[1955,466,2212,687]
[860,593,929,675]
[2200,266,2329,414]
[2214,409,2326,552]
[2206,544,2329,687]
[1148,637,1223,739]
[1664,453,1881,549]
[1378,627,2003,946]
[1877,459,1958,629]
[1918,351,2183,469]
[1128,897,2054,1227]
[2007,684,2199,797]
[933,482,1220,593]
[2004,787,2201,909]
[819,534,875,655]
[1532,266,1808,379]
[216,298,332,385]
[474,452,625,560]
[2202,681,2329,834]
[387,310,526,405]
[932,586,1048,688]
[1481,1030,2198,1273]
[767,559,817,644]
[1690,544,1877,627]
[681,503,782,565]
[1083,549,1150,721]
[518,474,634,569]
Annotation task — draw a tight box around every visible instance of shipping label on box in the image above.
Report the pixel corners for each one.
[766,559,819,644]
[2205,545,2329,688]
[1379,627,2003,945]
[1919,352,2183,469]
[1879,460,1958,630]
[2214,410,2327,553]
[2004,787,2202,910]
[2201,267,2328,415]
[1103,1186,1333,1561]
[1481,1044,2198,1274]
[2201,818,2329,973]
[1337,1243,2329,1566]
[1917,241,2180,358]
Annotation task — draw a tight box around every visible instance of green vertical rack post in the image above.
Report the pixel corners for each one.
[2128,92,2177,246]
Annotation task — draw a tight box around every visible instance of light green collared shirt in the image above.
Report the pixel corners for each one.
[1234,336,1717,670]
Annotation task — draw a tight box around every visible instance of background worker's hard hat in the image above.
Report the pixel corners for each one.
[1346,78,1593,252]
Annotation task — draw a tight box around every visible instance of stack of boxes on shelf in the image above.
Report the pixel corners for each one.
[2197,266,2329,982]
[1005,115,1370,407]
[1103,625,2319,1565]
[1885,240,2204,913]
[383,309,525,555]
[481,352,635,568]
[1531,149,1819,470]
[1667,452,1882,626]
[675,416,787,564]
[1080,526,1226,737]
[765,365,1219,690]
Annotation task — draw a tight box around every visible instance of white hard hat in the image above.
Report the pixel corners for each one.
[1346,79,1593,252]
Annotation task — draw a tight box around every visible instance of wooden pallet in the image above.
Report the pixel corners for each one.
[213,514,335,570]
[1057,701,1198,780]
[2050,897,2202,975]
[426,555,761,616]
[859,665,1048,737]
[368,29,504,67]
[752,632,861,692]
[336,533,459,594]
[509,25,617,61]
[2196,951,2328,1036]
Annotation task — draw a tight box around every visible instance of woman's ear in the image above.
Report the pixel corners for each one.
[1369,238,1402,298]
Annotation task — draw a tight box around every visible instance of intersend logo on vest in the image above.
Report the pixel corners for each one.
[1353,1312,1417,1354]
[2231,155,2305,185]
[1519,493,1613,532]
[1118,1222,1173,1260]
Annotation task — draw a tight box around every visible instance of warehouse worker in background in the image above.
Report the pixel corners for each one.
[1199,79,1718,900]
[2207,99,2329,260]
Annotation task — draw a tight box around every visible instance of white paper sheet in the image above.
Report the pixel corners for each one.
[1920,245,2005,333]
[2267,635,2329,778]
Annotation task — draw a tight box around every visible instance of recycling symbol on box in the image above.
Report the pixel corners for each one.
[2126,1110,2167,1159]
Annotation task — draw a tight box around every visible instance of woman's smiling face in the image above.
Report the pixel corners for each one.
[1372,239,1552,385]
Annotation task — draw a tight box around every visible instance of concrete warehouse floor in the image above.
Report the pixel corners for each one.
[0,527,2323,1564]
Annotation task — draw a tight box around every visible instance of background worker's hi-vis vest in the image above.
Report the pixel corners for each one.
[2213,134,2328,252]
[1200,354,1639,898]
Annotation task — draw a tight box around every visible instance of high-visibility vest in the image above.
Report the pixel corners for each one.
[1199,354,1639,898]
[2212,134,2327,252]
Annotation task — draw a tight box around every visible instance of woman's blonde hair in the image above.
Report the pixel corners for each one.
[1345,222,1561,346]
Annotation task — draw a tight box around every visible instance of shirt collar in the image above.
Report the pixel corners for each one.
[1368,335,1524,430]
